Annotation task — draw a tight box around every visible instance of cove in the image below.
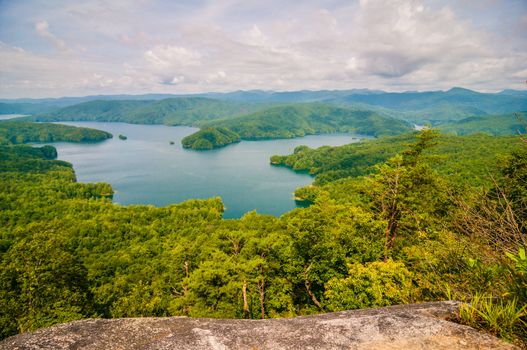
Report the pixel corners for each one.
[51,122,363,218]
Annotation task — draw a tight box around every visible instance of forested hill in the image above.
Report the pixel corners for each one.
[182,104,412,150]
[8,87,525,127]
[28,97,262,126]
[270,133,521,187]
[438,112,527,136]
[0,121,112,145]
[181,127,241,150]
[1,122,526,344]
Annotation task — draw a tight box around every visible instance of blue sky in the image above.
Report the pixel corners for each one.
[0,0,526,98]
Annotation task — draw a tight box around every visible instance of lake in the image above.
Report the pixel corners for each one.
[52,122,363,218]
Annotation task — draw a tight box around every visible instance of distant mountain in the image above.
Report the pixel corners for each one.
[203,89,384,103]
[0,87,527,123]
[0,94,182,107]
[5,87,526,125]
[29,98,263,126]
[498,89,527,96]
[0,102,57,115]
[329,87,527,122]
[0,89,384,107]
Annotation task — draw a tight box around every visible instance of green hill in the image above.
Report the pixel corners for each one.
[29,97,262,126]
[271,132,521,187]
[183,104,412,150]
[438,112,527,136]
[182,127,240,150]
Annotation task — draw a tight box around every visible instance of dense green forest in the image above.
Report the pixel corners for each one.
[0,121,112,145]
[270,133,521,187]
[183,104,412,149]
[438,112,527,136]
[1,122,525,343]
[182,127,241,150]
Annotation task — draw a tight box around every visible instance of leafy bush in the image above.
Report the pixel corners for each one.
[324,260,413,311]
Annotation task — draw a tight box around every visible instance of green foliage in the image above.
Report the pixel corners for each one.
[506,248,527,307]
[500,147,527,216]
[2,122,527,344]
[0,144,70,173]
[182,127,240,150]
[272,133,521,187]
[220,104,412,137]
[271,134,412,184]
[0,230,92,337]
[460,294,526,342]
[324,260,414,311]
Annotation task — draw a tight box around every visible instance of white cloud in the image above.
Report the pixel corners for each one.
[1,0,526,97]
[34,20,68,51]
[145,45,202,69]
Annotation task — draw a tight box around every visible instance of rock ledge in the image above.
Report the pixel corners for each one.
[0,301,519,350]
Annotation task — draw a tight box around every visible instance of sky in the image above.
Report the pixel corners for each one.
[0,0,526,98]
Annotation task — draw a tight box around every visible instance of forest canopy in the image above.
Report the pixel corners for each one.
[0,121,525,343]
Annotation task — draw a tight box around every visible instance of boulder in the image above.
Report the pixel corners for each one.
[0,301,519,350]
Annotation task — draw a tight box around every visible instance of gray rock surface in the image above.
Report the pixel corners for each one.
[0,301,519,350]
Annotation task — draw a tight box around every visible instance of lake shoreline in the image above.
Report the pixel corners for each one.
[49,121,364,218]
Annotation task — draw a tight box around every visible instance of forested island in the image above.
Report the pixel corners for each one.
[1,120,525,345]
[182,127,240,150]
[0,121,112,144]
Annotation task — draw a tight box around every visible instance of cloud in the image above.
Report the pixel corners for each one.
[145,45,202,69]
[1,0,526,97]
[34,20,68,51]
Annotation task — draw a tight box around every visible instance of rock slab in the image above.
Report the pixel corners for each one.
[0,301,519,350]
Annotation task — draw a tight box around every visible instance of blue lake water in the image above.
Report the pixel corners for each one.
[52,122,363,218]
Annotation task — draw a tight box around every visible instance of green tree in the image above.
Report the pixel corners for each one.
[365,129,446,261]
[324,260,414,311]
[0,228,92,338]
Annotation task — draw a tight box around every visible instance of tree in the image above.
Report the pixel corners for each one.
[0,228,92,338]
[365,129,444,261]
